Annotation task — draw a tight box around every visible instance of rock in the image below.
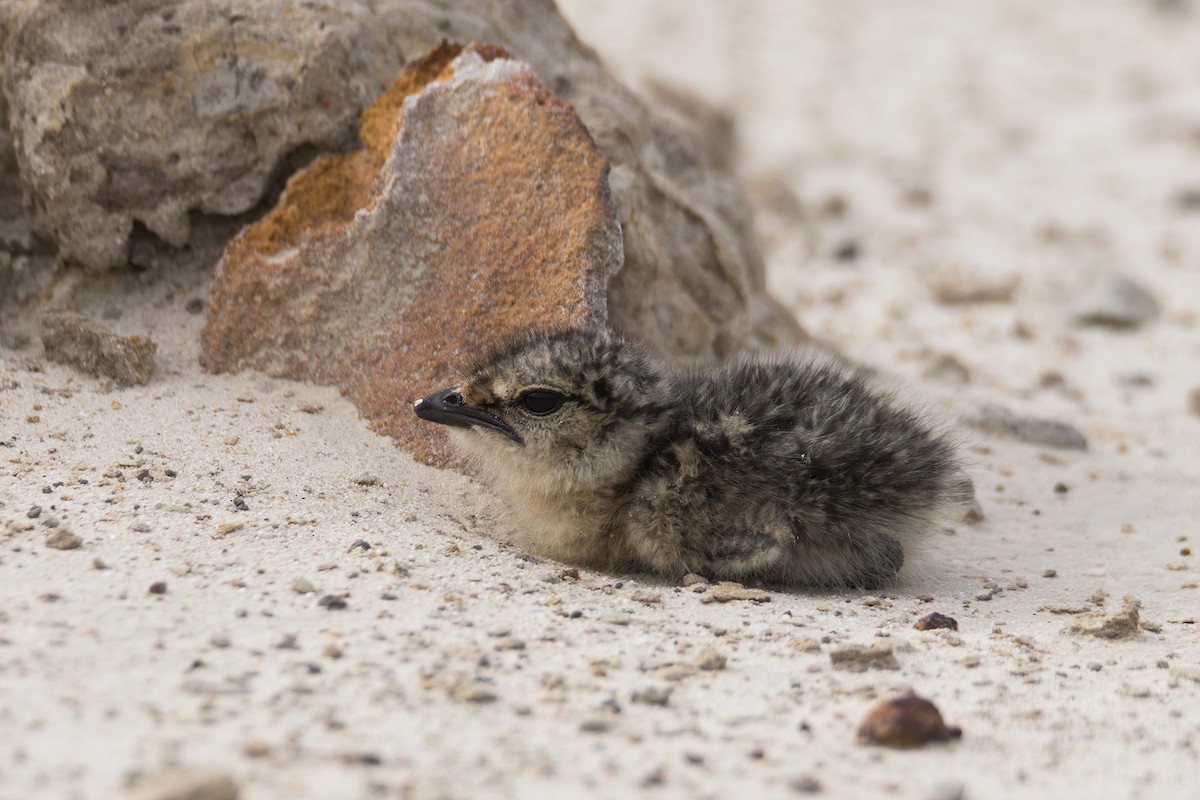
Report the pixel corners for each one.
[203,43,616,465]
[3,1,800,357]
[44,527,82,550]
[40,310,157,386]
[968,405,1087,450]
[1073,273,1159,330]
[631,686,672,706]
[856,693,962,748]
[914,612,959,631]
[829,644,900,672]
[127,768,238,800]
[922,353,971,385]
[708,581,771,603]
[1064,596,1142,639]
[449,683,497,703]
[3,1,381,272]
[1188,387,1200,418]
[693,649,727,671]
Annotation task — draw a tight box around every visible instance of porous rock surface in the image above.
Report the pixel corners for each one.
[203,43,618,466]
[1,0,802,357]
[41,309,158,386]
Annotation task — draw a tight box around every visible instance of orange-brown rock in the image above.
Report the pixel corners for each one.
[201,42,620,465]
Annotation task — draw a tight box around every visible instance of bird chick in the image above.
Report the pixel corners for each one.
[414,327,965,589]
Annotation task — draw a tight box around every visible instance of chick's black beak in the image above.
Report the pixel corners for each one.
[413,387,522,444]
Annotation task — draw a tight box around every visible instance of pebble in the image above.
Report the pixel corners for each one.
[693,649,728,671]
[128,768,238,800]
[631,687,672,706]
[969,405,1087,450]
[830,644,900,672]
[1188,388,1200,418]
[789,774,822,794]
[1073,273,1159,330]
[450,683,497,703]
[790,636,821,653]
[148,581,168,594]
[291,578,315,594]
[709,582,771,603]
[856,693,962,748]
[318,594,348,610]
[915,612,959,631]
[45,528,83,550]
[680,573,709,587]
[922,353,971,385]
[213,523,242,539]
[26,505,41,519]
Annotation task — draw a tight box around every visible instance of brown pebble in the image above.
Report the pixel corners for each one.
[149,581,167,594]
[830,644,900,672]
[45,529,82,550]
[915,612,959,631]
[857,693,962,748]
[1042,569,1058,578]
[243,740,272,758]
[128,768,238,800]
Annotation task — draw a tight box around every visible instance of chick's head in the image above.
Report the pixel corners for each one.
[415,327,669,493]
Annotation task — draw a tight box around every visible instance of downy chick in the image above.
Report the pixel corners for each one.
[414,327,965,589]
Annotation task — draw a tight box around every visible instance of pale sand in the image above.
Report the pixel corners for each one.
[3,1,1199,797]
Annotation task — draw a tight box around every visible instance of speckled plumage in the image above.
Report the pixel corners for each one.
[415,327,966,588]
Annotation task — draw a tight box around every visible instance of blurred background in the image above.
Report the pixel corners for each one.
[559,0,1200,381]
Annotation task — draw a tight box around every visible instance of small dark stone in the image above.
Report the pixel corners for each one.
[833,239,860,261]
[348,539,371,553]
[136,469,152,482]
[165,469,178,477]
[185,297,206,314]
[233,496,248,511]
[26,505,42,519]
[318,594,348,610]
[149,581,168,594]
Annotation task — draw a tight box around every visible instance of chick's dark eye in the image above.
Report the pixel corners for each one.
[518,389,565,415]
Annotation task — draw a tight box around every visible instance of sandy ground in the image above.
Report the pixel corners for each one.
[3,1,1200,798]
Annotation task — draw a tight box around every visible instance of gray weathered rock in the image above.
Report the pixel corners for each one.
[1,0,802,357]
[41,309,157,385]
[968,405,1088,451]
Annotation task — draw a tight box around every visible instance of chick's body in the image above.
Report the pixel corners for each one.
[415,327,963,589]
